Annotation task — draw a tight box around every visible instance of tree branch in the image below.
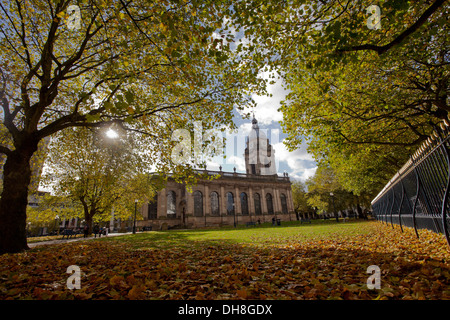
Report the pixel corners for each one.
[337,0,446,55]
[0,145,12,156]
[335,129,427,147]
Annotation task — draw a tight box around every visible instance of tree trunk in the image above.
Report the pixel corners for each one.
[0,140,38,254]
[85,216,93,235]
[357,203,363,219]
[80,197,94,235]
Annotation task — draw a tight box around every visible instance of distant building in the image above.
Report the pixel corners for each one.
[27,191,50,208]
[138,117,294,230]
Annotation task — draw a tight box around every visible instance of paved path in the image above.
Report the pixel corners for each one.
[28,232,133,248]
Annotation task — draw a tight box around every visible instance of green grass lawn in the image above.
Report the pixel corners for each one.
[98,219,373,249]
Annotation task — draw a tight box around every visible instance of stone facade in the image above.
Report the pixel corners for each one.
[137,117,294,229]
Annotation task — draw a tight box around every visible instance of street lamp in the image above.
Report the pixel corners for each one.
[133,199,138,234]
[55,215,60,234]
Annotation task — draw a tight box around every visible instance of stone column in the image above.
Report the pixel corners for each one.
[277,189,283,214]
[186,190,193,215]
[219,185,225,225]
[220,185,226,217]
[204,184,209,216]
[273,188,280,214]
[235,186,241,215]
[141,201,148,219]
[287,187,294,212]
[159,188,167,218]
[248,185,254,219]
[261,187,267,214]
[286,187,293,220]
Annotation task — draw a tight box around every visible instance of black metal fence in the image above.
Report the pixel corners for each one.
[371,121,450,248]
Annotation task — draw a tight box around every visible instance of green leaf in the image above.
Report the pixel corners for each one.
[125,91,135,104]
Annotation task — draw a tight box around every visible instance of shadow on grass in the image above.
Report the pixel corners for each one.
[97,219,374,250]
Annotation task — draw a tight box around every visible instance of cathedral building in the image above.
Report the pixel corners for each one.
[138,117,294,230]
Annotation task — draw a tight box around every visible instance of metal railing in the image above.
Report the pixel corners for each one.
[371,121,450,248]
[202,169,290,182]
[151,169,291,182]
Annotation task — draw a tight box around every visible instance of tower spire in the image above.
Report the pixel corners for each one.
[251,112,259,129]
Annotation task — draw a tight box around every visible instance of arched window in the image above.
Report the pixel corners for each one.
[266,193,274,215]
[254,193,262,215]
[240,192,249,215]
[167,191,176,217]
[226,192,234,216]
[148,194,158,219]
[280,193,288,214]
[193,190,203,217]
[210,192,220,216]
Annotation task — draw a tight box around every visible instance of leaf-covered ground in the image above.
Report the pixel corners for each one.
[0,220,449,300]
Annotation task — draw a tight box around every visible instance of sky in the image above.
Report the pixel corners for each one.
[204,72,317,182]
[205,19,318,182]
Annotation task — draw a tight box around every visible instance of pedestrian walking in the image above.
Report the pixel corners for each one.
[83,225,89,238]
[93,224,100,238]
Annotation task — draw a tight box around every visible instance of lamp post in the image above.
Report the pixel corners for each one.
[133,199,138,234]
[55,215,60,234]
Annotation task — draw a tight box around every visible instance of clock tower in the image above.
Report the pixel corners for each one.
[244,117,277,176]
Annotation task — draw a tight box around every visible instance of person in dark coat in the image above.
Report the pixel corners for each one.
[93,224,100,238]
[83,224,89,238]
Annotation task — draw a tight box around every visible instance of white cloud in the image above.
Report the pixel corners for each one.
[290,166,318,181]
[272,139,316,181]
[205,160,221,171]
[273,139,314,164]
[227,155,246,171]
[238,71,289,126]
[236,122,252,136]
